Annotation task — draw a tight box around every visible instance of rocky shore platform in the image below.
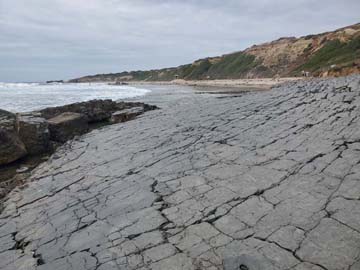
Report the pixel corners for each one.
[0,100,157,203]
[1,76,360,270]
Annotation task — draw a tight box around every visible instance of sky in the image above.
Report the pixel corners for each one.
[0,0,359,82]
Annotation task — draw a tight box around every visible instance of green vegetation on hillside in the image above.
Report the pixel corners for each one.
[183,60,212,79]
[121,52,266,81]
[295,36,360,73]
[70,51,272,82]
[207,52,259,78]
[70,24,360,83]
[151,52,266,80]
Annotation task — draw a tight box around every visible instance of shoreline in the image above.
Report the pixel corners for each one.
[1,75,359,269]
[127,77,302,91]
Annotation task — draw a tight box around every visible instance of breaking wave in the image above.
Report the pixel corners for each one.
[0,82,150,112]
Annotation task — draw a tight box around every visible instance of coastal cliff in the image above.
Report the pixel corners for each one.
[70,23,360,83]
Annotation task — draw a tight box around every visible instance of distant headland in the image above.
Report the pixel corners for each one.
[70,23,360,83]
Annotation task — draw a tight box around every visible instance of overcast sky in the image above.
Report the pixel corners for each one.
[0,0,359,82]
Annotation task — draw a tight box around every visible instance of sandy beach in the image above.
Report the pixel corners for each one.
[128,77,302,92]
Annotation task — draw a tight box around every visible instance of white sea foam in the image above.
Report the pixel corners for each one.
[0,82,150,112]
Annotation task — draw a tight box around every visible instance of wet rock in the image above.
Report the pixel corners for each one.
[48,112,88,143]
[17,113,50,155]
[111,107,144,123]
[38,100,157,124]
[40,99,120,123]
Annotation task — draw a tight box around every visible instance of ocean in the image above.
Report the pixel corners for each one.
[0,82,150,112]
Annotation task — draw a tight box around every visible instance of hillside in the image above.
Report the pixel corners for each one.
[70,23,360,82]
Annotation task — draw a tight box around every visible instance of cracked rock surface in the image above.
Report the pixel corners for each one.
[1,76,360,270]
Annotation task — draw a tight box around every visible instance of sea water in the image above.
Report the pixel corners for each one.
[0,82,150,112]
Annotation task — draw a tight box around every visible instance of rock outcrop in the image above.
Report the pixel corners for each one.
[0,100,158,166]
[39,100,157,123]
[1,76,359,269]
[17,113,50,155]
[0,129,27,166]
[111,107,144,123]
[48,112,88,143]
[0,110,27,166]
[39,99,119,123]
[0,109,16,131]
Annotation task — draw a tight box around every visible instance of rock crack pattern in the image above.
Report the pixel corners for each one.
[1,76,360,270]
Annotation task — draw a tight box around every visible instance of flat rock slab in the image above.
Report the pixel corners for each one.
[1,76,360,270]
[48,112,89,143]
[17,113,50,155]
[111,107,144,123]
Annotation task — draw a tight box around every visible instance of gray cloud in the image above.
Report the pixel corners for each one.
[0,0,359,82]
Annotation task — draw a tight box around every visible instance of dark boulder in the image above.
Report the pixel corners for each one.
[17,113,50,155]
[0,130,27,166]
[116,101,158,112]
[38,100,158,124]
[39,99,119,123]
[0,109,27,165]
[0,109,16,131]
[48,112,89,143]
[111,107,145,124]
